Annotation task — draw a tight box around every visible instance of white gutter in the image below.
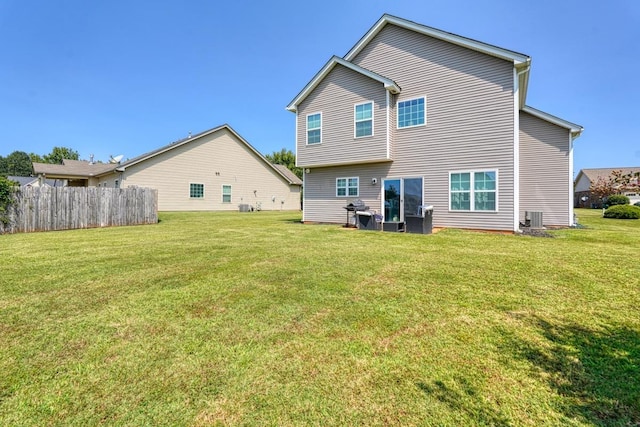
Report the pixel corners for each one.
[386,91,391,159]
[513,64,530,231]
[569,133,575,226]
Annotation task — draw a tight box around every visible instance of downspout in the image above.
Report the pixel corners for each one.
[513,64,530,231]
[386,90,391,160]
[295,109,304,222]
[568,133,575,226]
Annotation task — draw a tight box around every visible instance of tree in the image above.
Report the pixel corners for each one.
[589,175,617,200]
[29,153,45,163]
[0,151,33,177]
[265,148,302,179]
[589,169,640,201]
[43,146,79,164]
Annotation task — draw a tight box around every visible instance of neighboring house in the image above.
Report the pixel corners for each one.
[32,160,114,187]
[286,14,583,231]
[574,167,640,207]
[7,175,61,187]
[33,124,302,211]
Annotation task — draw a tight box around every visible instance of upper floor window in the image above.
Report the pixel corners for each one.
[354,102,373,138]
[450,170,497,211]
[397,97,426,128]
[190,183,204,198]
[336,177,359,197]
[222,185,232,203]
[307,113,322,144]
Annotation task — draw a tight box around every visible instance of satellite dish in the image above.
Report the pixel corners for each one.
[109,154,124,164]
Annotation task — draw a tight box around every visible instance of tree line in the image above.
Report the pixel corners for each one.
[0,147,81,177]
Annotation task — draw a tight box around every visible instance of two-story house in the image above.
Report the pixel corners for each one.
[286,14,582,231]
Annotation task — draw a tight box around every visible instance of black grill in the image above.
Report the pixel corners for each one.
[343,200,368,227]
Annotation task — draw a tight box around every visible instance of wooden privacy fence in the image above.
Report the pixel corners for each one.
[1,186,158,234]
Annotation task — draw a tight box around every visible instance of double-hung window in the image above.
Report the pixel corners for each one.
[336,177,359,197]
[307,113,322,144]
[354,102,373,138]
[450,170,497,211]
[190,183,204,198]
[222,185,232,203]
[397,97,426,128]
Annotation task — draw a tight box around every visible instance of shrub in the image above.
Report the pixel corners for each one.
[635,201,640,207]
[0,176,18,227]
[606,194,630,206]
[603,204,640,219]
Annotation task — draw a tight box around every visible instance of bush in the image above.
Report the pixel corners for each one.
[0,176,18,227]
[635,201,640,207]
[606,194,630,206]
[603,204,640,219]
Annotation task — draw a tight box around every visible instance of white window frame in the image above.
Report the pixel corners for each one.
[354,101,374,138]
[306,112,322,145]
[336,177,359,197]
[397,96,426,129]
[190,183,205,199]
[449,170,498,212]
[222,184,232,203]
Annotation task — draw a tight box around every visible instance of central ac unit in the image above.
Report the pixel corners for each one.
[525,211,544,229]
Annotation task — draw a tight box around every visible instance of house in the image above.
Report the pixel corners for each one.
[574,167,640,207]
[286,14,583,231]
[33,124,302,211]
[32,160,115,187]
[7,176,61,187]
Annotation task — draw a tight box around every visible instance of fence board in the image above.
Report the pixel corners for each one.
[0,186,158,234]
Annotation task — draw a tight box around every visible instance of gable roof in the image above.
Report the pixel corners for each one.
[33,159,116,178]
[117,124,302,186]
[575,167,640,185]
[31,125,301,187]
[287,14,533,113]
[349,14,531,106]
[7,175,60,186]
[522,106,583,138]
[273,164,303,185]
[286,56,401,112]
[345,14,531,65]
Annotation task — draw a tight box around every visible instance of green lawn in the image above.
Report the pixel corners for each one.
[1,209,638,426]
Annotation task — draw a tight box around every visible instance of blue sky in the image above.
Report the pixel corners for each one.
[1,0,638,175]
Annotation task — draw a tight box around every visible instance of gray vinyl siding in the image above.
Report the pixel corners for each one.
[116,128,300,211]
[351,24,516,230]
[297,64,390,167]
[519,111,571,226]
[303,164,392,224]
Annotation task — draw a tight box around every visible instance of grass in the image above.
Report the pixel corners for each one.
[0,208,639,426]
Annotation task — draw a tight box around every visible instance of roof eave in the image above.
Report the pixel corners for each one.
[345,14,530,65]
[286,56,400,112]
[522,105,584,137]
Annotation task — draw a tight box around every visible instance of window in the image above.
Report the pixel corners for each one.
[307,113,322,144]
[450,171,497,211]
[397,97,426,128]
[190,183,204,198]
[354,102,373,138]
[222,185,232,203]
[115,180,120,189]
[336,177,359,197]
